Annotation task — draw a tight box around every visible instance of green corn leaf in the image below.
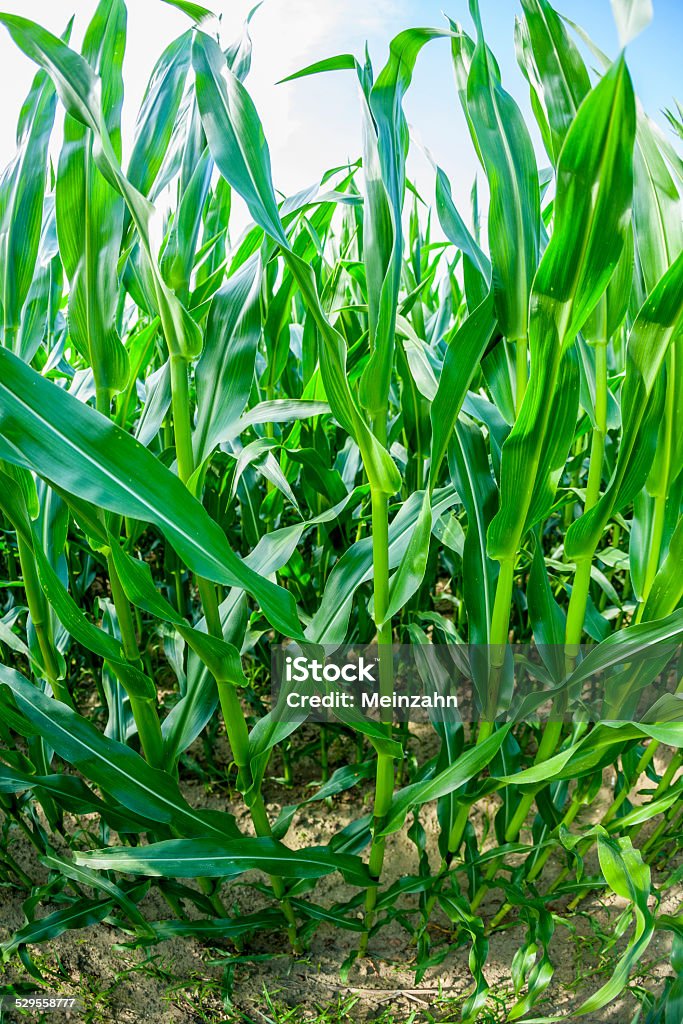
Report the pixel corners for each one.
[467,0,540,345]
[145,910,284,942]
[523,345,580,532]
[76,837,372,887]
[1,897,116,958]
[40,852,151,932]
[0,346,302,638]
[518,0,590,162]
[160,141,213,300]
[527,528,566,679]
[611,0,654,48]
[0,616,41,676]
[448,416,499,644]
[507,901,555,1019]
[308,487,458,643]
[429,290,497,488]
[566,251,683,560]
[358,68,392,419]
[192,30,400,496]
[379,728,511,836]
[488,57,636,561]
[447,19,487,167]
[578,830,655,1013]
[160,0,214,23]
[232,400,330,435]
[0,665,240,838]
[643,516,683,620]
[381,490,432,625]
[435,165,491,305]
[633,111,683,296]
[0,764,151,832]
[533,52,634,332]
[107,535,246,685]
[0,13,202,360]
[0,62,57,349]
[193,255,262,466]
[605,781,683,830]
[359,28,449,420]
[14,196,62,363]
[272,762,376,840]
[56,0,128,397]
[369,29,449,236]
[565,607,683,687]
[126,32,192,200]
[438,892,489,1021]
[278,53,358,83]
[191,31,286,247]
[500,718,683,788]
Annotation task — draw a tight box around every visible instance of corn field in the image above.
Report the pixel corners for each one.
[0,0,682,1020]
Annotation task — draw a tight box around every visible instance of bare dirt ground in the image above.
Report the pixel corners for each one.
[1,733,681,1023]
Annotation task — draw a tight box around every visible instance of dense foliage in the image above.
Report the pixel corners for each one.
[0,0,682,1018]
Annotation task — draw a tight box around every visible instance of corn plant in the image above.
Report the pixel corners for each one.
[0,0,682,1018]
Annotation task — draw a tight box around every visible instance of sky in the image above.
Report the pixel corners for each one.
[0,0,681,234]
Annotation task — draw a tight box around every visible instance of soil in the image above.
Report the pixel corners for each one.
[0,729,681,1024]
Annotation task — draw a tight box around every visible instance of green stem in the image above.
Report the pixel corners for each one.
[98,377,164,767]
[631,749,682,851]
[107,553,141,664]
[16,534,72,708]
[170,357,302,953]
[320,727,329,784]
[565,558,593,660]
[643,788,683,859]
[564,339,607,661]
[478,557,514,744]
[106,551,164,766]
[486,791,582,933]
[600,350,675,817]
[216,678,301,951]
[635,347,673,622]
[95,387,112,418]
[359,486,395,957]
[601,742,658,827]
[490,558,514,656]
[127,693,165,768]
[509,342,608,845]
[170,355,195,485]
[546,748,661,899]
[634,495,666,624]
[527,790,581,882]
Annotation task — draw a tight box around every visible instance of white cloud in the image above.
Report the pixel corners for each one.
[0,0,414,227]
[232,0,411,194]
